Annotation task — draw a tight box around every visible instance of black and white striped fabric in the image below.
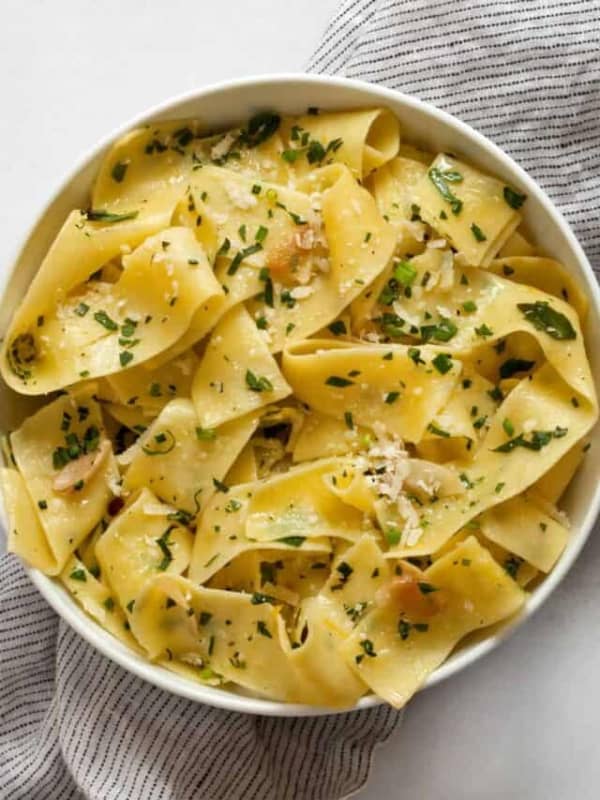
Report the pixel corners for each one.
[2,1,599,797]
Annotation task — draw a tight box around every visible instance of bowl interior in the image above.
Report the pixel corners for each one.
[1,75,599,716]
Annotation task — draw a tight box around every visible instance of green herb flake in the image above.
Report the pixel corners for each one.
[503,187,527,210]
[393,260,417,287]
[325,375,354,387]
[427,422,450,438]
[276,536,306,548]
[502,418,515,437]
[504,555,523,579]
[328,320,347,336]
[359,639,377,657]
[212,477,229,493]
[75,302,90,317]
[385,526,402,546]
[408,347,425,366]
[493,426,567,453]
[432,353,453,375]
[196,426,217,441]
[256,620,272,638]
[475,323,494,338]
[421,318,458,343]
[330,561,354,592]
[93,310,118,331]
[499,358,535,379]
[250,592,275,605]
[517,302,576,340]
[255,225,269,244]
[428,167,463,215]
[111,161,129,183]
[245,369,273,393]
[227,242,263,276]
[85,208,139,223]
[155,525,175,571]
[470,223,487,242]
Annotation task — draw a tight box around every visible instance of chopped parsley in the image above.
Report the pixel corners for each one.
[428,167,463,215]
[328,320,347,336]
[385,526,402,546]
[493,426,568,453]
[255,225,269,244]
[432,353,453,374]
[393,260,417,287]
[111,161,129,183]
[470,223,487,242]
[155,525,175,571]
[93,310,118,331]
[359,639,377,657]
[250,592,276,605]
[427,422,451,438]
[420,318,457,343]
[238,111,281,147]
[502,418,515,436]
[275,536,306,547]
[330,561,354,591]
[196,426,217,441]
[245,369,273,392]
[499,358,535,379]
[84,208,138,223]
[504,555,523,579]
[325,375,354,388]
[227,243,263,276]
[256,620,272,638]
[408,347,425,366]
[475,323,494,338]
[517,302,576,340]
[503,187,527,209]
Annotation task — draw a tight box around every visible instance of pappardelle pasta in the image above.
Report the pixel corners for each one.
[1,107,596,709]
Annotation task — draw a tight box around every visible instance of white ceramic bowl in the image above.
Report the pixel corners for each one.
[1,74,599,717]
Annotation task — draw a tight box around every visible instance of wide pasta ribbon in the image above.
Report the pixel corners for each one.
[282,339,462,442]
[1,226,222,393]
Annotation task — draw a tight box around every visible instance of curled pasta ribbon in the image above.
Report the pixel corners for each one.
[1,227,222,394]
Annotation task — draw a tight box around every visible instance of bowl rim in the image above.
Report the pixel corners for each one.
[3,71,600,717]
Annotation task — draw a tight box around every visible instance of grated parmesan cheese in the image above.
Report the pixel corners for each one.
[210,132,237,161]
[225,182,258,210]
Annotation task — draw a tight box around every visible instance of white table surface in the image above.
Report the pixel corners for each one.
[1,2,599,798]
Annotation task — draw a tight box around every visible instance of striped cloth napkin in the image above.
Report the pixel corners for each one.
[1,1,599,797]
